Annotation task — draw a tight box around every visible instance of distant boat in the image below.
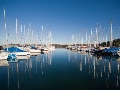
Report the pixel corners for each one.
[41,47,49,52]
[102,47,120,56]
[71,46,77,50]
[17,46,30,55]
[41,46,55,52]
[24,46,41,54]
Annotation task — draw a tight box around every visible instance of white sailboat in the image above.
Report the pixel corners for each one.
[0,9,8,60]
[6,19,30,57]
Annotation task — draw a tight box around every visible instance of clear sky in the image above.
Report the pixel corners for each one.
[0,0,120,45]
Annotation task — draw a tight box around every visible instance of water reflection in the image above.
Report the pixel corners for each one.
[0,51,53,90]
[1,49,120,90]
[67,50,120,90]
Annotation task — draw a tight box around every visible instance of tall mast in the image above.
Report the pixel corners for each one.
[20,24,22,45]
[4,9,7,48]
[86,29,87,46]
[90,28,93,48]
[24,25,26,46]
[49,31,52,46]
[16,18,18,45]
[29,23,31,45]
[32,30,33,45]
[96,23,99,47]
[42,25,43,46]
[4,9,6,31]
[27,28,29,45]
[81,36,83,47]
[110,20,112,47]
[106,34,107,46]
[72,35,74,46]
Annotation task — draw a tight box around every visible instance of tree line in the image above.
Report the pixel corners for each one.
[100,38,120,47]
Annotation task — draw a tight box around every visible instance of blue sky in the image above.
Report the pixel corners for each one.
[0,0,120,45]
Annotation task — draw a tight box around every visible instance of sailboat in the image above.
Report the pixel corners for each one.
[0,9,8,60]
[101,20,120,56]
[4,19,30,58]
[24,27,41,54]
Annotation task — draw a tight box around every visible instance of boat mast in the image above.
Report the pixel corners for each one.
[96,23,99,47]
[106,34,107,46]
[86,29,87,47]
[49,31,52,46]
[29,23,31,45]
[16,18,18,45]
[72,35,74,46]
[32,30,33,45]
[110,20,112,47]
[20,24,22,45]
[42,25,43,47]
[90,28,93,48]
[4,9,7,49]
[24,25,26,46]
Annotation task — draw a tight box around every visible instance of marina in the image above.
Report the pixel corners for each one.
[0,0,120,90]
[0,48,120,90]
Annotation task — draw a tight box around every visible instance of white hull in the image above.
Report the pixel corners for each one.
[17,56,29,60]
[0,55,8,60]
[117,51,120,56]
[8,61,17,63]
[49,46,55,51]
[42,50,49,53]
[0,52,8,60]
[42,48,49,53]
[71,47,76,50]
[42,46,55,52]
[28,49,41,53]
[77,47,81,51]
[80,48,88,51]
[0,60,9,66]
[10,52,29,56]
[17,47,30,55]
[30,52,41,56]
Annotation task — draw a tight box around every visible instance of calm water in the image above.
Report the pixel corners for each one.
[0,48,120,90]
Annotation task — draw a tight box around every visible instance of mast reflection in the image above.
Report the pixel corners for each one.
[67,49,120,89]
[5,50,54,90]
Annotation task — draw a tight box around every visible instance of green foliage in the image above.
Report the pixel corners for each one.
[101,38,120,47]
[112,38,120,47]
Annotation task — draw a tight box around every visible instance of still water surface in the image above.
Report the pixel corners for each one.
[0,48,120,90]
